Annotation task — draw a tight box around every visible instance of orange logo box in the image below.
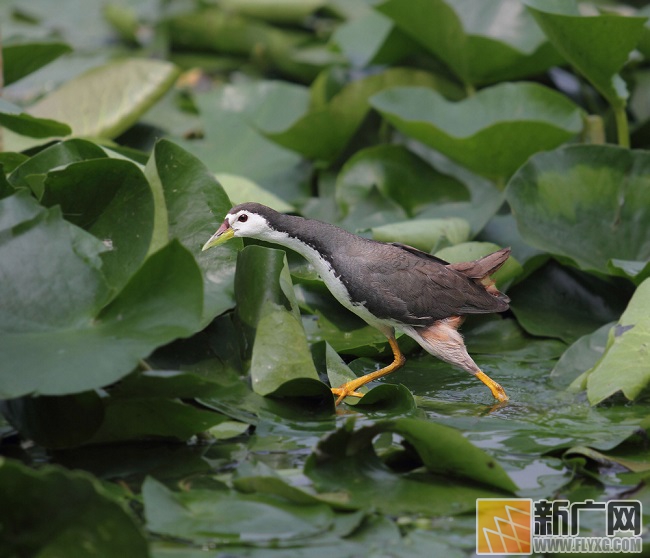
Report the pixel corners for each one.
[476,498,532,555]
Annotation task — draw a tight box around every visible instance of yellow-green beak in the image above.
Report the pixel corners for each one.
[202,220,235,251]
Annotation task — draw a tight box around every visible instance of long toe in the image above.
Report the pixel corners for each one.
[331,385,365,405]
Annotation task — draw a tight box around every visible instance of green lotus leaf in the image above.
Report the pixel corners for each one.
[371,82,583,181]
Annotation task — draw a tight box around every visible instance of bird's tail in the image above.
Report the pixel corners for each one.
[448,248,511,304]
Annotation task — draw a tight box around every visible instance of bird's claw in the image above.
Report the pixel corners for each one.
[331,385,365,406]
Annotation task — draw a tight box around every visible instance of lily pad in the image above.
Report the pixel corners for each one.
[33,58,179,138]
[182,80,307,196]
[148,140,239,325]
[305,418,515,516]
[262,67,452,163]
[4,58,179,151]
[143,476,343,545]
[584,278,650,405]
[0,194,203,398]
[38,158,155,291]
[8,138,108,190]
[0,458,148,558]
[371,82,583,181]
[525,0,646,109]
[218,0,326,24]
[215,173,293,212]
[550,323,612,389]
[377,0,562,86]
[508,261,629,343]
[506,145,650,283]
[332,10,420,68]
[335,144,469,218]
[2,41,72,86]
[250,301,320,397]
[0,98,71,138]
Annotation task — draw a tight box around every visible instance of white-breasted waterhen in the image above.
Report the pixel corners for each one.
[203,202,510,405]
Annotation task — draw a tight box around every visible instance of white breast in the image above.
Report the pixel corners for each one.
[257,229,394,336]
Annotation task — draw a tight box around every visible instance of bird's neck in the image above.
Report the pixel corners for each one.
[256,214,352,269]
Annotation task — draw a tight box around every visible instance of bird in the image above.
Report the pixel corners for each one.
[202,202,511,405]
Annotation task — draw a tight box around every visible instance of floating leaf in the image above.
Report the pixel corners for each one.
[0,196,203,397]
[143,476,340,545]
[38,158,155,290]
[216,173,294,212]
[181,80,307,194]
[584,278,650,405]
[506,145,650,283]
[508,261,629,343]
[0,98,71,138]
[377,0,562,86]
[0,458,148,558]
[371,82,583,181]
[550,323,612,389]
[305,418,515,516]
[525,0,646,108]
[235,245,298,346]
[4,58,179,151]
[262,68,452,162]
[335,144,469,218]
[148,140,239,324]
[2,41,72,86]
[8,139,108,190]
[332,10,420,68]
[250,302,321,397]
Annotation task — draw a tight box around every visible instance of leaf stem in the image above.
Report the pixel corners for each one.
[614,105,630,148]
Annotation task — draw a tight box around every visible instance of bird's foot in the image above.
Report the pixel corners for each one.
[475,370,509,402]
[331,385,365,406]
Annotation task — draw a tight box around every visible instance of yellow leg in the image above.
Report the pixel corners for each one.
[331,336,406,406]
[475,370,509,402]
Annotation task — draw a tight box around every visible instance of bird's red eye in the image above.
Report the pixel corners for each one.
[238,214,248,223]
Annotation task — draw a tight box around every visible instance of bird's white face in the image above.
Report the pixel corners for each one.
[201,208,274,251]
[225,209,270,238]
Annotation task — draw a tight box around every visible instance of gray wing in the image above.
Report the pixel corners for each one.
[333,241,507,326]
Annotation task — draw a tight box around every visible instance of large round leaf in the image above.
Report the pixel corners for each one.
[584,278,650,405]
[4,58,179,151]
[508,261,629,343]
[506,145,650,283]
[181,80,307,194]
[525,0,646,109]
[39,158,155,290]
[371,82,583,181]
[262,67,453,163]
[335,144,469,217]
[377,0,562,86]
[0,459,148,558]
[0,195,203,398]
[304,418,515,515]
[332,10,421,68]
[0,98,70,138]
[2,41,72,86]
[148,139,240,325]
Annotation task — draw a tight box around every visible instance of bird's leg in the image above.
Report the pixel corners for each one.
[331,335,406,406]
[416,317,508,403]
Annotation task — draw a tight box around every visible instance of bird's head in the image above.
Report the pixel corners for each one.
[201,202,278,251]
